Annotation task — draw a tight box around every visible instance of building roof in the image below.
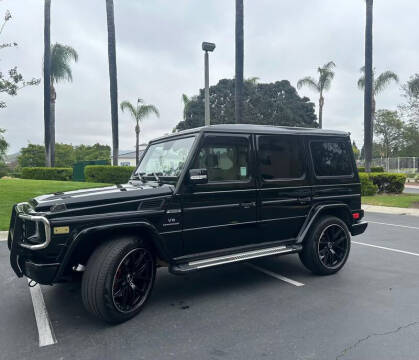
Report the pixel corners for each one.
[151,124,350,142]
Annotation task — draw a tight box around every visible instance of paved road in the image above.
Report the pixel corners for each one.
[404,185,419,194]
[1,212,418,360]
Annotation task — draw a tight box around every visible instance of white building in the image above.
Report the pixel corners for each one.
[118,144,147,167]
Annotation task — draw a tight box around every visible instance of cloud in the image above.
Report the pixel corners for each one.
[1,0,417,153]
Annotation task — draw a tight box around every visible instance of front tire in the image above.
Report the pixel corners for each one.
[299,216,351,275]
[81,237,156,324]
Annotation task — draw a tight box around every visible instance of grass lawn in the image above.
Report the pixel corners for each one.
[362,194,419,208]
[0,178,109,231]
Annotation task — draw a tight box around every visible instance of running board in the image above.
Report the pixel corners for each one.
[170,244,302,274]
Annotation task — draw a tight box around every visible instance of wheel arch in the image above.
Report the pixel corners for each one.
[55,222,169,281]
[297,203,353,244]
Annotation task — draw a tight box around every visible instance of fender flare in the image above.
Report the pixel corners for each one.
[55,221,169,280]
[296,203,352,244]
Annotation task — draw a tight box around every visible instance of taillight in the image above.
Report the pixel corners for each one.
[352,212,360,220]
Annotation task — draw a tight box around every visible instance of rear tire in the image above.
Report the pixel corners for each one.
[299,216,351,275]
[81,237,156,324]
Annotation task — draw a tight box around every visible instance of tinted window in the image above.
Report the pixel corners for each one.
[310,141,353,177]
[193,137,250,182]
[258,135,305,180]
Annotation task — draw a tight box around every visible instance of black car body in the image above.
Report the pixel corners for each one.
[8,124,367,323]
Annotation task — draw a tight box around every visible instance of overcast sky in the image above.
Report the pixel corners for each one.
[1,0,418,154]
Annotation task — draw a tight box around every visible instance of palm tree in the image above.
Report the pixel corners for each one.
[357,67,399,119]
[363,0,374,172]
[297,61,336,129]
[49,43,78,166]
[43,0,51,167]
[235,0,244,124]
[106,0,119,166]
[120,99,159,166]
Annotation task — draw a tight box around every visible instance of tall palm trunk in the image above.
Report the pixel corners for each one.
[364,0,374,172]
[319,92,324,129]
[106,0,119,166]
[50,83,56,166]
[235,0,244,124]
[44,0,52,167]
[135,123,140,167]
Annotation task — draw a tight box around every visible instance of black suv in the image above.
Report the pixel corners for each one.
[8,124,367,323]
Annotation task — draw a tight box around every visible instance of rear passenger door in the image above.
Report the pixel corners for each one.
[257,134,312,242]
[181,133,258,255]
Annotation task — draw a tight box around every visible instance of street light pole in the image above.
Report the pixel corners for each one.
[202,42,216,126]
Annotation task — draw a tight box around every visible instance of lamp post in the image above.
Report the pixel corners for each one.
[202,42,216,126]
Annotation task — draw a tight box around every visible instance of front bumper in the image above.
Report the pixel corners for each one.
[351,221,368,236]
[8,203,57,284]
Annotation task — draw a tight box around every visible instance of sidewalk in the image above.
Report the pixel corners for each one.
[362,204,419,217]
[0,231,8,241]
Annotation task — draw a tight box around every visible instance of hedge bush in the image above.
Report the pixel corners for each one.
[359,173,378,196]
[84,165,135,184]
[358,166,384,173]
[21,167,73,181]
[369,172,406,194]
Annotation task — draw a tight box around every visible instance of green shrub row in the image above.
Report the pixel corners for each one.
[21,167,73,181]
[357,166,384,173]
[359,173,378,196]
[84,165,135,184]
[359,172,406,195]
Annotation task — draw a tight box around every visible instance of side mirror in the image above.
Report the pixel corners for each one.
[188,168,208,185]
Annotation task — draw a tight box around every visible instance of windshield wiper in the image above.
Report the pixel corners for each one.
[130,173,145,182]
[152,172,161,183]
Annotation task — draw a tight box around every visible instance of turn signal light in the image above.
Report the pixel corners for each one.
[352,212,360,220]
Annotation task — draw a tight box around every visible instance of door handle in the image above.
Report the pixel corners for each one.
[240,202,256,209]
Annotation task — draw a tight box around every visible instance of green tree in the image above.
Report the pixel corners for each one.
[0,129,8,176]
[18,144,45,168]
[120,98,160,166]
[235,0,244,124]
[43,0,52,167]
[49,43,78,167]
[175,79,317,131]
[74,144,111,163]
[297,61,336,129]
[182,94,191,121]
[0,9,40,109]
[106,0,119,166]
[374,110,404,157]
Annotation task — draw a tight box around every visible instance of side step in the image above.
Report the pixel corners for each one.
[170,244,302,274]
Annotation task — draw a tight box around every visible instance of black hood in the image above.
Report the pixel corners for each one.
[30,182,174,215]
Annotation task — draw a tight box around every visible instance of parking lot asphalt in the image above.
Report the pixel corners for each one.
[0,212,418,360]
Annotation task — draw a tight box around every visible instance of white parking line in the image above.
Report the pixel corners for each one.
[27,279,57,347]
[369,221,419,231]
[353,241,419,257]
[245,263,305,287]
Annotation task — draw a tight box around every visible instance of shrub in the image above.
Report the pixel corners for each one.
[359,173,378,196]
[21,167,73,181]
[84,165,135,184]
[358,166,384,173]
[369,172,406,194]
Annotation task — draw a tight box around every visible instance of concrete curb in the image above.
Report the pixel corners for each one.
[0,231,8,241]
[362,204,419,217]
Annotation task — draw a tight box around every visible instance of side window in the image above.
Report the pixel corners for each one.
[193,136,250,182]
[258,135,305,180]
[310,140,353,177]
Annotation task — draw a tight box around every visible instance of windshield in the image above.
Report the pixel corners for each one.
[134,136,196,181]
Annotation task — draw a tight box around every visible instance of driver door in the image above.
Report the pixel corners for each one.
[181,133,258,255]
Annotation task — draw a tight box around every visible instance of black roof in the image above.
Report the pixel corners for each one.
[151,124,349,142]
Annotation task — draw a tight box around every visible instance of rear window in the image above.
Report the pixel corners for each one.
[310,140,353,177]
[257,135,305,180]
